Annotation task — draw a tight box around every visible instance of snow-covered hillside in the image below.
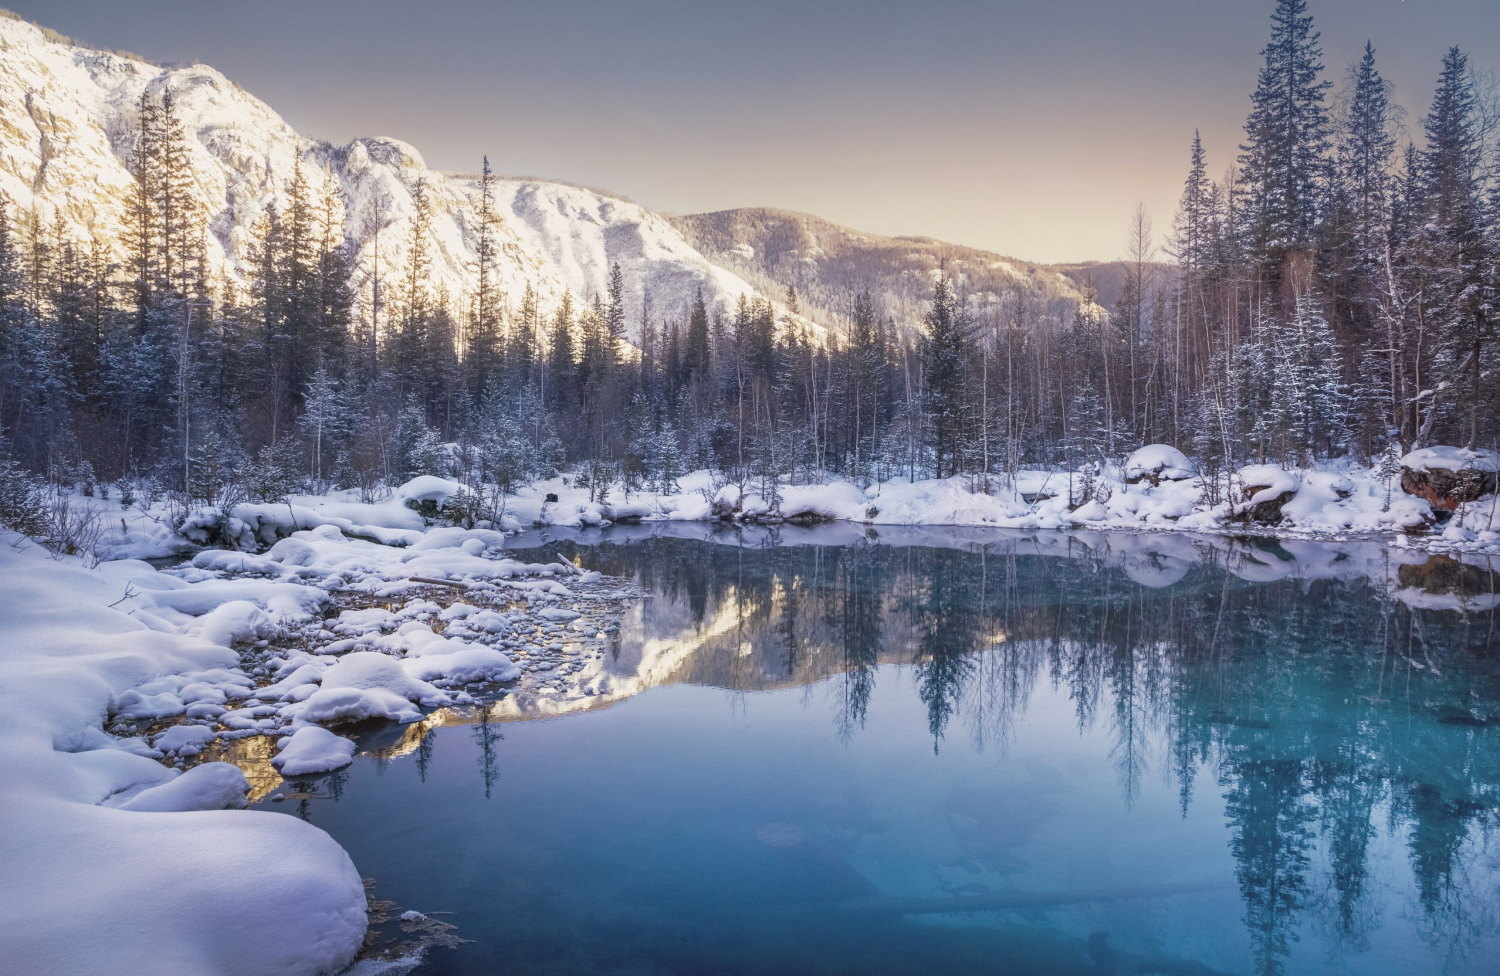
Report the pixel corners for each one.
[668,207,1099,333]
[0,12,1099,341]
[0,12,762,334]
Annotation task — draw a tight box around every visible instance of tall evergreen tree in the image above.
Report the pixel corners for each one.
[921,269,971,477]
[1237,0,1332,295]
[1415,48,1492,444]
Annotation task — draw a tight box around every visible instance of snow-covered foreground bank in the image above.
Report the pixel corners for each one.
[0,537,366,975]
[0,487,640,975]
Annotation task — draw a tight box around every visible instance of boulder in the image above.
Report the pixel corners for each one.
[1400,447,1500,511]
[1232,464,1297,525]
[1123,445,1195,486]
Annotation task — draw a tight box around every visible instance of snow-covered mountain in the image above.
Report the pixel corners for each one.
[0,11,1090,337]
[0,12,763,332]
[668,207,1097,332]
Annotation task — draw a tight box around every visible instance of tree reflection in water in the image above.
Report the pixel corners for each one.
[522,528,1499,976]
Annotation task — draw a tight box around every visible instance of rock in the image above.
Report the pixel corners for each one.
[1231,464,1297,525]
[1123,445,1195,486]
[1400,447,1500,511]
[1238,487,1295,524]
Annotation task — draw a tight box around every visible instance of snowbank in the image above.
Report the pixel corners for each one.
[0,536,367,976]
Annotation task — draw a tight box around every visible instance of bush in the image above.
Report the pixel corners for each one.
[0,460,47,536]
[245,442,303,503]
[41,486,106,563]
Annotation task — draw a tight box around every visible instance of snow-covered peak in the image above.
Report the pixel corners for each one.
[0,11,765,336]
[0,11,1089,342]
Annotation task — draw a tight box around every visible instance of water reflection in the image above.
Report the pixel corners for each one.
[513,530,1499,976]
[268,528,1499,976]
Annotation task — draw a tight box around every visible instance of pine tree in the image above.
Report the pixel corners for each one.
[1237,0,1332,294]
[921,269,971,477]
[467,156,503,396]
[683,287,711,381]
[1324,42,1395,454]
[1416,48,1492,445]
[546,292,576,413]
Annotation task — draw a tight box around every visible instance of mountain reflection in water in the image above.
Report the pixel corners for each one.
[276,527,1500,976]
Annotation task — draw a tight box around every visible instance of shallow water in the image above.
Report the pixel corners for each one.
[261,530,1500,976]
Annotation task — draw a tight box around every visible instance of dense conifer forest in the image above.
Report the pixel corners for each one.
[0,0,1494,520]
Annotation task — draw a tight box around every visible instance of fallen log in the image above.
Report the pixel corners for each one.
[408,576,472,590]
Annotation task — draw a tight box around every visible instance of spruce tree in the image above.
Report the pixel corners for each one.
[1236,0,1332,294]
[921,269,970,477]
[1416,48,1491,444]
[468,156,503,396]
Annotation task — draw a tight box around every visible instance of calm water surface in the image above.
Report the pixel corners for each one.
[261,529,1500,976]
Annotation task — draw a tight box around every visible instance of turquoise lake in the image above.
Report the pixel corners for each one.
[257,528,1500,976]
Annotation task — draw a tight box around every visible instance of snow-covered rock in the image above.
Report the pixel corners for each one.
[1400,447,1500,511]
[1233,465,1299,525]
[1124,445,1195,485]
[273,727,357,777]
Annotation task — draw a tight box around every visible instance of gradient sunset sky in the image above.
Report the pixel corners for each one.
[14,0,1498,263]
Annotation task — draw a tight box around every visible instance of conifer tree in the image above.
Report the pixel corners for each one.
[1415,48,1492,444]
[1237,0,1332,294]
[921,269,971,477]
[467,156,503,396]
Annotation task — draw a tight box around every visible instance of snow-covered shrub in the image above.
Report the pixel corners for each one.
[0,458,47,536]
[40,485,106,562]
[185,429,246,506]
[245,441,303,503]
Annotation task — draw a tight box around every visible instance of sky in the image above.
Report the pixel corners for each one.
[11,0,1498,263]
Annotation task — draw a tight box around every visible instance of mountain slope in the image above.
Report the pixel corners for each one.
[0,12,761,334]
[667,207,1094,332]
[0,10,1092,342]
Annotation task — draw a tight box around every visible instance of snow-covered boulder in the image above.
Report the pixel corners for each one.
[1400,447,1500,512]
[115,762,248,812]
[397,476,466,505]
[397,475,468,522]
[1124,445,1195,486]
[601,500,655,523]
[1232,465,1299,525]
[778,482,868,523]
[273,727,357,777]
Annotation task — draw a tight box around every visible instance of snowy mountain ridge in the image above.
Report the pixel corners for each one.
[0,11,1088,338]
[669,207,1096,334]
[0,12,765,333]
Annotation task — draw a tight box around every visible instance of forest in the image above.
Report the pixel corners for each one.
[0,0,1495,523]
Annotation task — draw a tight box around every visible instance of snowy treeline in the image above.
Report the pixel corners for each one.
[0,0,1496,520]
